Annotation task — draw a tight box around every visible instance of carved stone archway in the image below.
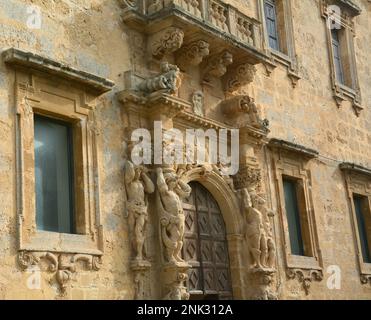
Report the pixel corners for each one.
[182,168,246,299]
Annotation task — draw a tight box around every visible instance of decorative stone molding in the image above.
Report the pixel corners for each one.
[203,50,233,82]
[223,63,257,94]
[138,62,182,96]
[149,27,184,59]
[18,251,102,295]
[2,48,114,94]
[286,268,323,295]
[176,40,210,70]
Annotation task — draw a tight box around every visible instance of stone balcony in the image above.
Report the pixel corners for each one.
[121,0,267,66]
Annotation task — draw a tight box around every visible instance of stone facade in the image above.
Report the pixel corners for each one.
[0,0,370,300]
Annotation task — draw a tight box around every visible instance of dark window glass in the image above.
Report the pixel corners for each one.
[331,29,345,84]
[264,0,280,51]
[283,178,305,256]
[34,115,75,234]
[353,195,371,263]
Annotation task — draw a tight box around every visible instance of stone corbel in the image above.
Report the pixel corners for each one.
[223,63,257,94]
[149,27,185,59]
[18,251,102,296]
[202,50,233,83]
[138,62,182,96]
[176,40,210,70]
[220,95,269,131]
[286,268,323,295]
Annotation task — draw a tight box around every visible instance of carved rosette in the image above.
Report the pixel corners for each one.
[150,27,185,59]
[177,40,210,70]
[18,251,102,296]
[223,63,256,93]
[286,268,323,295]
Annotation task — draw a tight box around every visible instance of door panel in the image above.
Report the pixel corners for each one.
[182,182,233,300]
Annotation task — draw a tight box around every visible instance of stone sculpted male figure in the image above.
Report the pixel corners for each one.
[124,160,155,261]
[242,189,275,269]
[156,167,192,264]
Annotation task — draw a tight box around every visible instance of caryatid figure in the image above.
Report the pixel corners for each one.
[156,167,192,264]
[124,160,155,261]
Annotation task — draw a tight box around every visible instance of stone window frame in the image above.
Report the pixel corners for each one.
[269,139,323,293]
[321,0,362,115]
[3,48,114,257]
[258,0,301,88]
[340,163,371,285]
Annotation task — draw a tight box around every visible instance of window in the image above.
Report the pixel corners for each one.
[260,0,300,87]
[321,0,362,115]
[331,29,345,85]
[340,162,371,284]
[34,115,75,234]
[4,47,114,256]
[269,139,323,293]
[264,0,280,51]
[353,195,371,263]
[283,178,305,256]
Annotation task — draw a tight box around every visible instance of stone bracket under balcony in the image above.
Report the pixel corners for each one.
[121,0,268,66]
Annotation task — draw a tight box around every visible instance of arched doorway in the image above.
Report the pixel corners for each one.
[182,182,233,300]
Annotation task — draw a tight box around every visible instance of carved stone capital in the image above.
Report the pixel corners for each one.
[286,268,323,295]
[18,251,102,296]
[177,40,210,70]
[150,27,184,59]
[245,268,277,300]
[233,165,262,191]
[203,50,233,82]
[162,264,191,300]
[223,63,256,93]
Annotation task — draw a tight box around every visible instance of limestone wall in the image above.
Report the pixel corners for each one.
[0,0,370,299]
